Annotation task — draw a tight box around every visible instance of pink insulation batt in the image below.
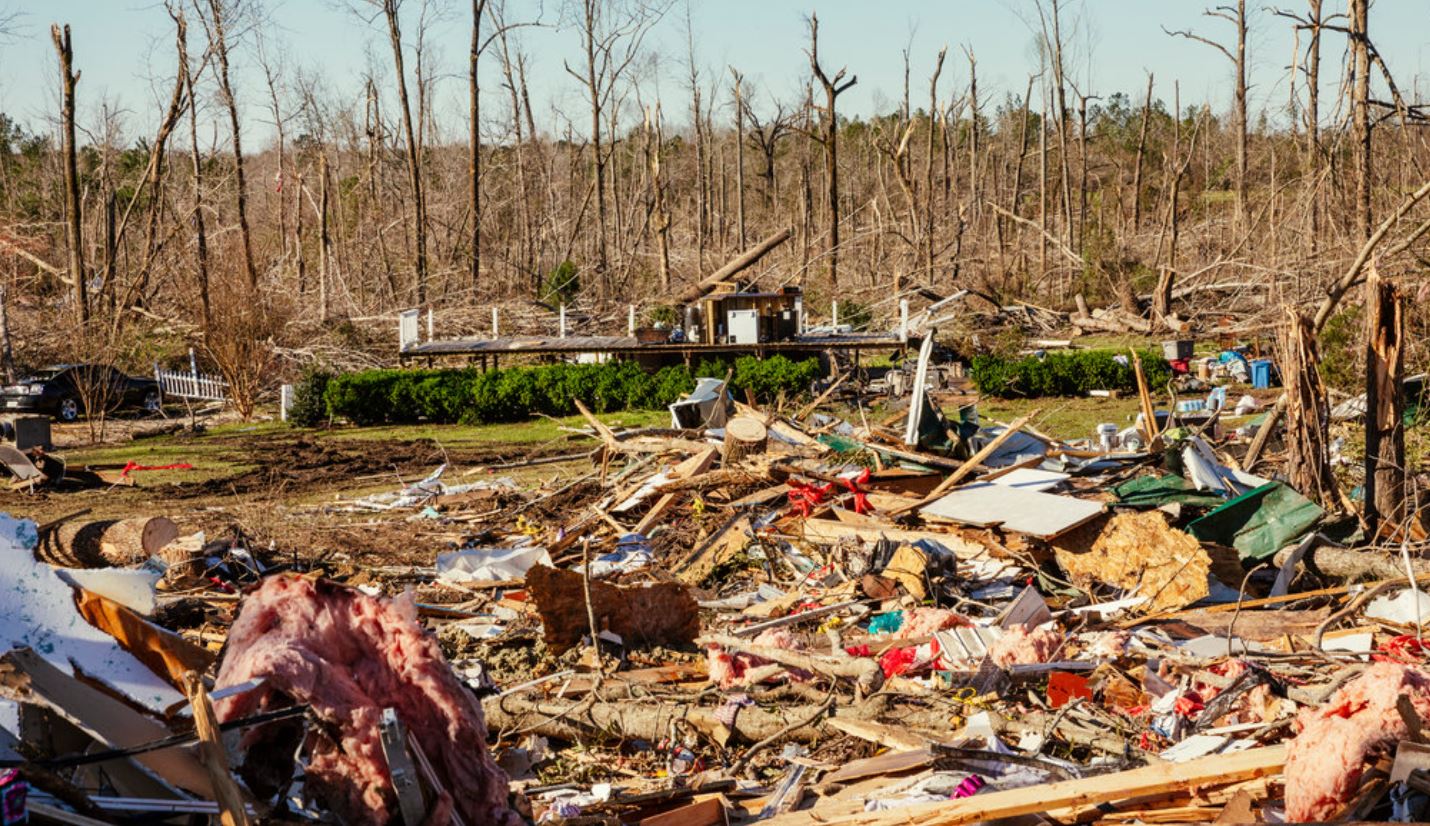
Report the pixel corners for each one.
[893,607,969,640]
[707,627,804,688]
[1285,662,1430,822]
[213,576,520,826]
[988,623,1062,668]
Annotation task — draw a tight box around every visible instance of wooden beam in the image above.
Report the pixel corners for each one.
[784,744,1286,825]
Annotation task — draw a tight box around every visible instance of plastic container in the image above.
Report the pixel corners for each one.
[1250,359,1274,389]
[1096,423,1119,452]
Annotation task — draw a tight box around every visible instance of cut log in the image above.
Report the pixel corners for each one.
[721,416,768,466]
[37,517,179,568]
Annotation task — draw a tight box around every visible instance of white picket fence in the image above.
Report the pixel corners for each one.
[154,357,228,402]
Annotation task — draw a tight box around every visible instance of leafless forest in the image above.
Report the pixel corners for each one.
[0,0,1424,405]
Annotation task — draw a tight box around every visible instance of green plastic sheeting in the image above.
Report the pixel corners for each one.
[1187,481,1324,561]
[1114,474,1226,509]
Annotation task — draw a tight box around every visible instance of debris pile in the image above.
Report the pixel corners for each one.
[5,342,1430,825]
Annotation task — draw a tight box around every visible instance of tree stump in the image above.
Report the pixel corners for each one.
[722,416,768,466]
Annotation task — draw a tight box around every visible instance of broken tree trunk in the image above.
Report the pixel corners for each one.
[1277,310,1339,510]
[1364,264,1406,536]
[37,516,179,567]
[721,416,768,466]
[674,228,792,304]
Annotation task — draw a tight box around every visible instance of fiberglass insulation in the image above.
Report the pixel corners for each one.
[214,575,520,826]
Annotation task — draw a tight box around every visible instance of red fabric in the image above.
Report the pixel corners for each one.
[119,460,194,478]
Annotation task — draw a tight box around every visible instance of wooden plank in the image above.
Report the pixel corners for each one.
[184,672,251,826]
[671,513,751,584]
[639,794,727,826]
[0,648,211,798]
[824,717,934,752]
[920,482,1104,540]
[820,748,937,787]
[634,447,718,534]
[794,744,1287,826]
[800,519,992,559]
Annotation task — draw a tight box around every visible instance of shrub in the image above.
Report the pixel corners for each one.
[287,367,332,428]
[970,348,1171,398]
[542,259,580,305]
[323,357,819,426]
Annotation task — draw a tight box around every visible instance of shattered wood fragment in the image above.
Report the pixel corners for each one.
[1052,511,1211,613]
[184,671,251,826]
[1364,264,1407,534]
[1277,309,1340,509]
[671,513,751,585]
[525,564,700,653]
[74,589,214,689]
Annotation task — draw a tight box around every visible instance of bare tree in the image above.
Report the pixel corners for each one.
[196,0,261,290]
[1165,1,1249,224]
[51,23,87,323]
[564,0,669,293]
[1349,0,1371,240]
[806,13,857,294]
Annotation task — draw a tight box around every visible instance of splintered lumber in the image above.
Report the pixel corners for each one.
[791,744,1287,825]
[1131,348,1163,451]
[37,516,179,567]
[675,227,792,304]
[672,513,751,584]
[1051,511,1211,613]
[526,565,700,653]
[184,672,252,826]
[721,416,768,465]
[1364,264,1407,533]
[634,447,718,534]
[1278,309,1340,509]
[801,519,992,560]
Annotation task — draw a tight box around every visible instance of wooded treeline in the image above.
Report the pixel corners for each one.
[0,0,1425,393]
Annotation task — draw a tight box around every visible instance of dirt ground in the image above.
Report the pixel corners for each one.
[0,410,657,570]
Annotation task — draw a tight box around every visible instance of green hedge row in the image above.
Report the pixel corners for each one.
[969,348,1172,398]
[319,355,823,426]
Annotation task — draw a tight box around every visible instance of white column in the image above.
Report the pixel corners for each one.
[831,301,839,328]
[559,304,568,338]
[899,299,910,343]
[628,304,636,336]
[491,307,500,339]
[426,308,434,341]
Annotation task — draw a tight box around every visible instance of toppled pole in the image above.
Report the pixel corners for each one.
[675,227,792,304]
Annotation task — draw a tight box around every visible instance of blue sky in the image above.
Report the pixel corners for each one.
[0,0,1427,147]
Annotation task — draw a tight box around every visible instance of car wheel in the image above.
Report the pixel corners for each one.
[57,396,80,422]
[142,389,162,413]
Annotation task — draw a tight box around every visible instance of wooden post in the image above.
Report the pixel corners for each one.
[628,304,636,336]
[559,303,567,338]
[492,306,499,339]
[184,672,252,826]
[1365,265,1406,535]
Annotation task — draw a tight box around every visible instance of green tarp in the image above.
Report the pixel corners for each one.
[1186,481,1324,560]
[1114,474,1226,509]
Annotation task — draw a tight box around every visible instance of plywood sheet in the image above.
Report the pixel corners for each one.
[920,482,1103,539]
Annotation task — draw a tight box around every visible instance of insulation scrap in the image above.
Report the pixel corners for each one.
[1284,662,1430,822]
[213,575,520,826]
[988,623,1062,668]
[1083,630,1131,660]
[1052,511,1211,613]
[892,607,969,640]
[525,563,700,653]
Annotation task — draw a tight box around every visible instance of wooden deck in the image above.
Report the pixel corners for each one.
[399,333,907,360]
